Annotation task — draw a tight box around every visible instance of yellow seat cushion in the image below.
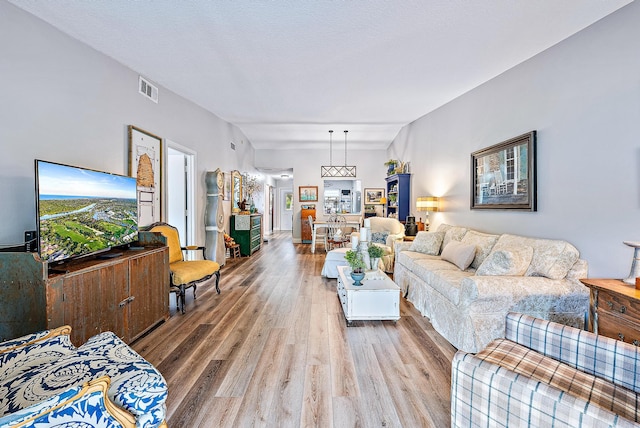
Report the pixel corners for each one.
[170,260,220,286]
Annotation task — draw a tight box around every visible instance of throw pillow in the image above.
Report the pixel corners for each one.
[409,231,444,255]
[461,230,500,269]
[441,241,476,271]
[371,231,389,245]
[492,234,580,280]
[441,226,468,254]
[476,246,534,276]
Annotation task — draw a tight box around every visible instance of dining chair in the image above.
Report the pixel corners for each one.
[309,215,328,252]
[326,215,347,250]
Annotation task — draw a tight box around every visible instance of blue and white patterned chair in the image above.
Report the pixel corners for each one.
[0,326,167,427]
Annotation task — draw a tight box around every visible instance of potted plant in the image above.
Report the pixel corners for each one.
[367,244,385,270]
[345,249,367,286]
[384,159,398,176]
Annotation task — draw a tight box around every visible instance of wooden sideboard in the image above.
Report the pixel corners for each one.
[0,245,169,346]
[230,214,262,256]
[580,278,640,346]
[301,205,316,243]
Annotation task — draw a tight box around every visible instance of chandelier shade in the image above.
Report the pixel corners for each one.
[321,130,357,177]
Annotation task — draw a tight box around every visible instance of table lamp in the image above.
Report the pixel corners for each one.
[416,196,439,230]
[379,196,387,217]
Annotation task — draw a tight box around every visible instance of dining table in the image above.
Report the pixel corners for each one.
[311,219,361,253]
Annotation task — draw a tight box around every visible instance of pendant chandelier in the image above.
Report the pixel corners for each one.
[321,130,356,177]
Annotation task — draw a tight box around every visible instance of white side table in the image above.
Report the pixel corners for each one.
[336,266,400,325]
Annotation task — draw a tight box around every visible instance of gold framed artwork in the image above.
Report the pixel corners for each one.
[299,186,318,202]
[231,170,242,211]
[128,125,162,226]
[364,188,385,204]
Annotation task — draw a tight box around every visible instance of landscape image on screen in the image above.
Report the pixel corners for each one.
[36,160,138,262]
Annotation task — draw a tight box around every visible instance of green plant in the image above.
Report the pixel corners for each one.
[384,159,398,167]
[344,250,366,273]
[367,244,384,259]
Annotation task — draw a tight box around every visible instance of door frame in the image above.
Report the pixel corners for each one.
[279,187,293,231]
[165,140,196,246]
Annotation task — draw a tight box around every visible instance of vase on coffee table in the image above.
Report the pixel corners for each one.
[350,270,365,286]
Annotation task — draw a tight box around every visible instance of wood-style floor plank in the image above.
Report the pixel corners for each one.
[131,232,456,427]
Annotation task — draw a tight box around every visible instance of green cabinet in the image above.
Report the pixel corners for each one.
[230,214,262,256]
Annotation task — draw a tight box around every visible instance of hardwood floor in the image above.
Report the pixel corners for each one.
[132,232,457,427]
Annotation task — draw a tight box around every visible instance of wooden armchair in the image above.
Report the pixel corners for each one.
[148,222,220,314]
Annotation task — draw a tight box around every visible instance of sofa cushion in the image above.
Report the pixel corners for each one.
[440,226,468,253]
[396,250,439,269]
[409,231,444,255]
[493,234,580,280]
[441,241,476,270]
[476,246,533,276]
[461,230,500,269]
[370,231,389,244]
[413,263,475,305]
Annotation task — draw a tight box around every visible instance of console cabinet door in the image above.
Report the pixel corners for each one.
[62,262,128,346]
[127,247,169,342]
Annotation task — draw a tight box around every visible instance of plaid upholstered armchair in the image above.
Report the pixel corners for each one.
[452,312,640,427]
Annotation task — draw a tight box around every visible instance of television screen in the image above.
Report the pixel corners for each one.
[35,160,138,263]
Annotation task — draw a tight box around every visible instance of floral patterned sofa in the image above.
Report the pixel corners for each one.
[393,224,589,353]
[0,326,167,427]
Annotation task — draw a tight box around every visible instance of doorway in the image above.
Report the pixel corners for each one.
[166,142,195,247]
[269,186,274,233]
[279,188,293,231]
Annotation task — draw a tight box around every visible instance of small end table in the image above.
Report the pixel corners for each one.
[580,278,640,346]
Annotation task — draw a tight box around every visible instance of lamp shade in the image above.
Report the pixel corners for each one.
[379,196,387,204]
[416,196,439,212]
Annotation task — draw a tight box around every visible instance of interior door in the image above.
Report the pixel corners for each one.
[280,188,293,230]
[167,147,187,245]
[166,142,195,249]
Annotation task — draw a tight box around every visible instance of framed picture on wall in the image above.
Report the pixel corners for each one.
[128,125,163,226]
[299,186,318,202]
[471,131,537,211]
[364,188,385,204]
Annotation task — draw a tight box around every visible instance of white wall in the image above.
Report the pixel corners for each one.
[4,1,638,277]
[255,148,389,242]
[0,2,254,246]
[389,2,640,278]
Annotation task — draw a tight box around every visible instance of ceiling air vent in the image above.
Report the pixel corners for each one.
[138,76,158,103]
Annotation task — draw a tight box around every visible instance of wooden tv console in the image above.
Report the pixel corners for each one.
[0,240,169,346]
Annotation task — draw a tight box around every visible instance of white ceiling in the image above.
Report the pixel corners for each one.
[9,0,632,150]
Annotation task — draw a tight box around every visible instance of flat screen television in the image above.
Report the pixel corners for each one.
[35,159,138,263]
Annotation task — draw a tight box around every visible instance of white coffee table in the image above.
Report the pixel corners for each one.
[336,266,400,325]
